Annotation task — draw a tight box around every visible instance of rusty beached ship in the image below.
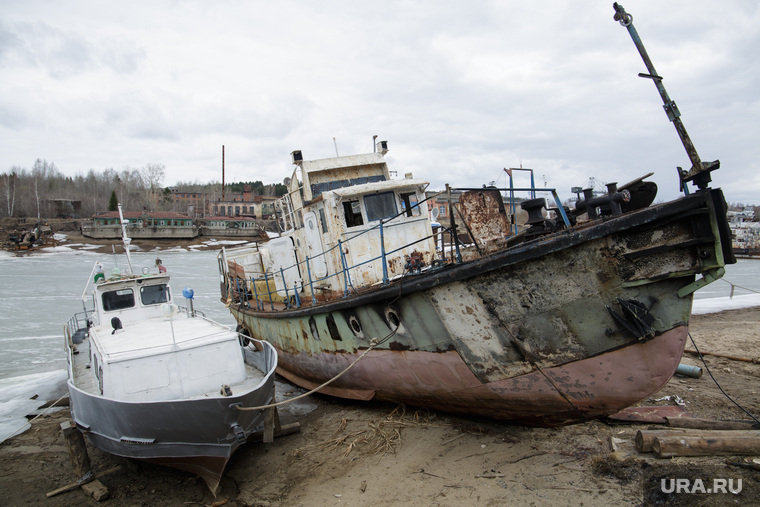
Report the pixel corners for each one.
[217,4,736,426]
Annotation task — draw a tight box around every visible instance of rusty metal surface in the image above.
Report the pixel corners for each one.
[457,189,512,253]
[607,405,692,424]
[247,321,688,425]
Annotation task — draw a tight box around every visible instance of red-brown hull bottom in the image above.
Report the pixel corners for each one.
[275,326,688,426]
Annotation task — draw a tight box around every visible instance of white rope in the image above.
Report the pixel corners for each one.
[236,337,381,412]
[720,277,760,298]
[2,392,68,442]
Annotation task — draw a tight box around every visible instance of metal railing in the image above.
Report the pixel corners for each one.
[225,184,567,311]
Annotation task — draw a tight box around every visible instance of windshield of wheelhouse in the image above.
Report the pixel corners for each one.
[102,288,135,311]
[364,191,398,222]
[140,284,170,305]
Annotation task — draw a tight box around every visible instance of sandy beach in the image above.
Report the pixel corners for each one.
[1,306,758,506]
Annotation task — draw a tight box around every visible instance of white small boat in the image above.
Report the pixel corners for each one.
[64,205,277,493]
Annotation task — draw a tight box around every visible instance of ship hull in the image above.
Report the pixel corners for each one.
[227,189,732,425]
[67,347,276,493]
[264,325,687,425]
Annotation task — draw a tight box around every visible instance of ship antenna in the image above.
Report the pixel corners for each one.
[117,203,134,274]
[613,2,720,191]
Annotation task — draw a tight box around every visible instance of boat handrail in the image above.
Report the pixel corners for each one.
[222,182,562,311]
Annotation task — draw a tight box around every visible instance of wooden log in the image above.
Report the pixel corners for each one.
[636,429,760,453]
[653,434,760,458]
[665,416,759,430]
[60,421,90,478]
[46,481,85,498]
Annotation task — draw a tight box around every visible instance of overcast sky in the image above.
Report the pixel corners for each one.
[2,1,759,205]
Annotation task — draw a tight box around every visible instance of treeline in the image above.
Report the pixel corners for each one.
[0,160,287,219]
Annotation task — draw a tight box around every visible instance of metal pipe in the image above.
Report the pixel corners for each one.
[675,363,703,379]
[263,272,274,311]
[380,220,389,284]
[251,275,261,311]
[305,256,316,306]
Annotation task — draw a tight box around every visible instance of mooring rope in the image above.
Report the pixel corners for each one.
[235,336,384,412]
[235,265,413,412]
[719,277,760,298]
[687,332,760,427]
[1,392,69,443]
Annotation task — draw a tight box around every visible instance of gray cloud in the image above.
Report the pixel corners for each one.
[1,0,758,205]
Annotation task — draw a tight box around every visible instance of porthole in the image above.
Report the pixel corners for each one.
[348,315,362,336]
[326,314,342,341]
[384,306,401,329]
[309,316,320,341]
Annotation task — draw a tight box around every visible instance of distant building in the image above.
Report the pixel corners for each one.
[83,210,198,239]
[171,190,207,218]
[199,216,266,238]
[211,185,278,219]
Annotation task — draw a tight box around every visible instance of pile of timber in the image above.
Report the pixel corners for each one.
[636,417,760,459]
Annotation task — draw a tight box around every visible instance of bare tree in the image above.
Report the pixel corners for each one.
[120,168,146,210]
[142,163,166,209]
[1,169,17,217]
[32,159,47,221]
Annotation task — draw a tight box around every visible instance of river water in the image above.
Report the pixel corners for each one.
[0,240,758,442]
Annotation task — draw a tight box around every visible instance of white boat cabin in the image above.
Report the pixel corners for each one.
[231,143,439,300]
[85,271,246,401]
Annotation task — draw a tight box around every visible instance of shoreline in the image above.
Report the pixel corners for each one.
[3,230,263,256]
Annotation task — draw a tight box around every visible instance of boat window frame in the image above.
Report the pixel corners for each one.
[364,191,398,222]
[342,199,364,228]
[399,191,421,217]
[318,207,329,234]
[140,284,171,306]
[101,288,135,312]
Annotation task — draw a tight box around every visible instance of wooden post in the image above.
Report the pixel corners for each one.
[61,421,91,479]
[653,434,760,458]
[636,429,760,453]
[263,406,282,444]
[59,421,110,501]
[665,416,759,430]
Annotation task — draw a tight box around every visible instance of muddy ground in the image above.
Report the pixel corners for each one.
[1,307,758,506]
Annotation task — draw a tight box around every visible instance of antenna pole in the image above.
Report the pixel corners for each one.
[613,2,719,190]
[117,203,134,274]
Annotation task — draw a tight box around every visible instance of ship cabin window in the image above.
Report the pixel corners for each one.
[364,191,398,222]
[318,208,329,233]
[400,192,421,217]
[140,284,170,305]
[343,200,364,227]
[102,288,135,311]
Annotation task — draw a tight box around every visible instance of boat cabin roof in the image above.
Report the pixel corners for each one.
[330,178,429,200]
[92,315,236,364]
[297,152,391,202]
